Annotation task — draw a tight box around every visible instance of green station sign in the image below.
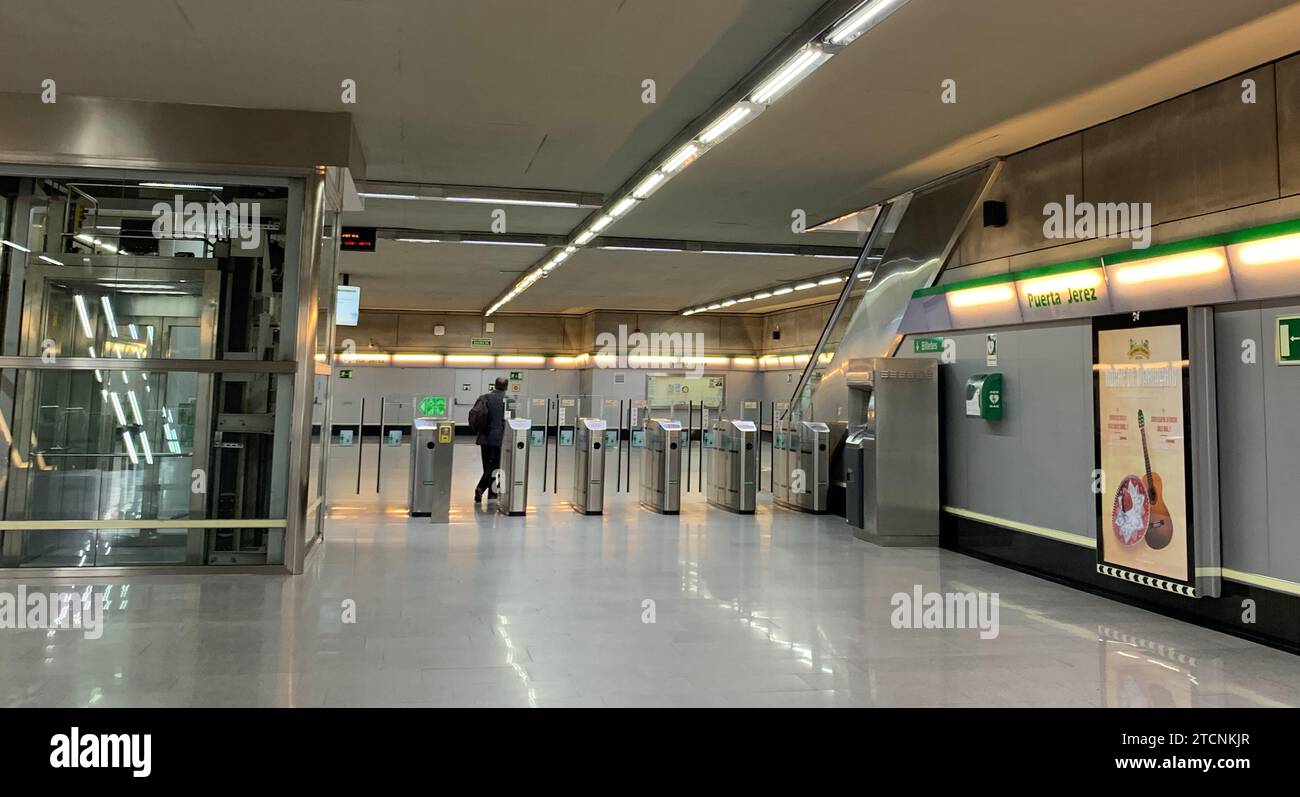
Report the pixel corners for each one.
[418,395,447,417]
[1278,316,1300,365]
[914,337,945,354]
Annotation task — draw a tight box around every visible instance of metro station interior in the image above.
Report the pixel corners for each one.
[3,0,1300,709]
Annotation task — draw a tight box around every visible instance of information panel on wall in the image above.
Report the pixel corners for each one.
[1093,311,1196,593]
[336,285,361,326]
[646,375,724,407]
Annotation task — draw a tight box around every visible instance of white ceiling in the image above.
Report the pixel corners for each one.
[4,0,1299,316]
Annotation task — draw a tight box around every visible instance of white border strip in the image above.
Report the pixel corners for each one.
[0,519,287,530]
[943,506,1300,596]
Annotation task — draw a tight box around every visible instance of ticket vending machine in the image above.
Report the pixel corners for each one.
[572,418,607,515]
[772,420,836,514]
[640,419,682,514]
[409,417,455,522]
[707,419,758,514]
[843,357,939,546]
[498,418,532,517]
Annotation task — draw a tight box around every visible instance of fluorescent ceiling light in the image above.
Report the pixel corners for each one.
[395,238,443,244]
[600,245,684,253]
[609,197,638,217]
[445,355,495,365]
[736,296,754,303]
[139,182,222,191]
[701,249,795,257]
[752,292,773,300]
[721,299,737,307]
[814,254,859,260]
[73,294,95,338]
[138,430,155,465]
[498,355,546,366]
[108,392,128,426]
[682,309,696,316]
[356,192,421,201]
[100,296,119,338]
[707,303,722,310]
[460,240,546,247]
[826,0,903,45]
[818,276,845,285]
[794,282,817,291]
[588,215,615,233]
[442,196,580,208]
[392,354,444,364]
[661,143,701,173]
[772,287,794,296]
[127,390,144,424]
[574,230,597,246]
[2,240,30,253]
[751,47,831,104]
[38,255,63,265]
[699,105,753,144]
[632,172,666,199]
[121,432,139,465]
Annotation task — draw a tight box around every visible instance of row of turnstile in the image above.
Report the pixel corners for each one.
[407,414,806,519]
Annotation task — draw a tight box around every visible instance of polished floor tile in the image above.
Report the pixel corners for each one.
[2,441,1298,708]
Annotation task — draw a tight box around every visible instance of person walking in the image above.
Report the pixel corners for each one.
[469,376,508,503]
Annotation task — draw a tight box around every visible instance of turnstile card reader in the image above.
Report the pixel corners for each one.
[572,418,607,515]
[707,419,758,514]
[640,419,682,514]
[409,417,455,522]
[498,417,532,517]
[772,420,834,514]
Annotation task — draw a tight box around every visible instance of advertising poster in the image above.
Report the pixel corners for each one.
[1094,316,1191,585]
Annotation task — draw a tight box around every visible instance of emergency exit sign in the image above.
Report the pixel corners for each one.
[1278,316,1300,364]
[470,337,493,348]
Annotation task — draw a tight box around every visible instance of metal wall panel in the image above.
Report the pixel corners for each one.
[1275,54,1300,197]
[932,322,1096,540]
[956,135,1085,267]
[1211,304,1271,575]
[1082,65,1279,226]
[1260,298,1300,582]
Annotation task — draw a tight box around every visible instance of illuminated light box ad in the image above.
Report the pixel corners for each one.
[336,285,361,326]
[1093,312,1199,594]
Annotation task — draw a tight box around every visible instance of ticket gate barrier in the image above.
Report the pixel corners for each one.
[844,426,873,530]
[572,418,607,515]
[498,418,532,517]
[772,420,835,514]
[707,419,758,514]
[409,417,455,522]
[640,419,682,515]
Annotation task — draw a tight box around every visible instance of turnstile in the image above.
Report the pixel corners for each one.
[409,417,456,522]
[640,419,682,515]
[572,418,606,515]
[772,420,835,514]
[707,419,758,514]
[844,425,874,530]
[498,418,532,517]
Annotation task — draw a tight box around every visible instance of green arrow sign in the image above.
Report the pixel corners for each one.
[1279,316,1300,365]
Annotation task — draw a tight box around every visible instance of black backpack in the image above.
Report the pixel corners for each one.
[468,393,489,433]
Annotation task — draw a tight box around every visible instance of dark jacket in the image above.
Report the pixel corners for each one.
[474,389,507,447]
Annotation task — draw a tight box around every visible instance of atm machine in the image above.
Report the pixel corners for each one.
[409,416,455,522]
[707,419,758,514]
[842,357,938,545]
[498,418,532,517]
[572,418,606,515]
[772,420,841,514]
[640,419,682,514]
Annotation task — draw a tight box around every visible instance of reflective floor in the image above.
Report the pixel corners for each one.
[3,441,1299,707]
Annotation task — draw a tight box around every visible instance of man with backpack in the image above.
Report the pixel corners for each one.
[469,376,508,503]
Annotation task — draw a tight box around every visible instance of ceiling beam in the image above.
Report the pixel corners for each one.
[358,179,604,209]
[369,228,861,257]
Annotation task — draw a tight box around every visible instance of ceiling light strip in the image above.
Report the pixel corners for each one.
[483,0,908,316]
